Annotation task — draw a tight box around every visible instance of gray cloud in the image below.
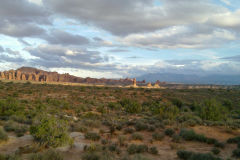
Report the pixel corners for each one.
[0,0,49,38]
[44,30,90,45]
[43,0,227,35]
[221,55,240,62]
[0,46,4,53]
[0,21,45,38]
[108,49,129,53]
[25,44,115,70]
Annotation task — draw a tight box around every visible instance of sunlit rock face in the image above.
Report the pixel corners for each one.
[0,67,135,85]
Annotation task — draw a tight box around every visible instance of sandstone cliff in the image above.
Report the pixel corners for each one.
[0,67,136,85]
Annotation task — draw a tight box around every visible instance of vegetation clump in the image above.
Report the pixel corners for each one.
[85,132,101,141]
[177,150,222,160]
[0,128,8,142]
[30,116,72,148]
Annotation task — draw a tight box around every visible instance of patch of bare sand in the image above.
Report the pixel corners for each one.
[0,135,33,154]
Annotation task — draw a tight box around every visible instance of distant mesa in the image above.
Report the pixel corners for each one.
[0,67,160,87]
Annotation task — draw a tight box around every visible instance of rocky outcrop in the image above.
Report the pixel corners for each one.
[0,72,5,79]
[147,82,152,88]
[0,67,135,85]
[133,78,137,87]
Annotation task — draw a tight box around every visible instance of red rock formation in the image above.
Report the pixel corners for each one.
[133,78,137,87]
[0,72,5,79]
[28,74,33,81]
[0,67,134,85]
[21,74,26,81]
[147,82,152,88]
[16,71,21,80]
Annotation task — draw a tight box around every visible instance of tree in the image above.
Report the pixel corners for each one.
[30,115,72,148]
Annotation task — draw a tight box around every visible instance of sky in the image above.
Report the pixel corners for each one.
[0,0,240,78]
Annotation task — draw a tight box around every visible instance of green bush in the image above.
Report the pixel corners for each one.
[124,128,135,134]
[233,149,240,158]
[149,146,158,155]
[120,99,142,113]
[0,128,8,142]
[159,103,179,120]
[164,128,175,137]
[30,149,63,160]
[131,133,143,141]
[179,129,217,144]
[171,98,183,108]
[4,121,28,137]
[85,132,100,141]
[227,136,240,144]
[196,99,227,121]
[177,150,222,160]
[0,154,21,160]
[30,116,72,148]
[152,132,164,141]
[134,122,148,131]
[81,152,100,160]
[127,144,148,154]
[177,112,202,126]
[211,147,220,155]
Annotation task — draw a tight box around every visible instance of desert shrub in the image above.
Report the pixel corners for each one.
[147,125,155,132]
[134,122,148,131]
[211,148,220,155]
[120,99,142,113]
[108,102,121,110]
[214,142,225,148]
[4,121,28,137]
[179,129,217,144]
[196,99,227,121]
[118,136,126,146]
[177,150,222,160]
[233,149,240,158]
[30,149,63,160]
[81,151,115,160]
[0,154,21,160]
[127,144,148,154]
[30,116,72,148]
[81,152,100,160]
[149,146,158,155]
[164,128,175,137]
[177,112,202,126]
[124,128,135,134]
[159,103,179,120]
[0,128,8,142]
[171,98,183,108]
[152,132,164,141]
[0,98,24,117]
[108,143,120,153]
[172,134,181,143]
[82,112,100,120]
[227,136,240,144]
[85,132,100,141]
[84,144,102,152]
[131,133,143,141]
[127,154,151,160]
[101,139,108,145]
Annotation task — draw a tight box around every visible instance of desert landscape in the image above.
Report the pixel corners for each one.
[1,0,240,160]
[0,73,239,160]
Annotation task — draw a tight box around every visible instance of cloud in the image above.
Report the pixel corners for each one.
[43,30,90,45]
[221,55,240,62]
[0,0,49,38]
[108,49,129,53]
[43,0,227,36]
[25,44,115,70]
[120,25,236,49]
[0,46,4,53]
[0,21,46,38]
